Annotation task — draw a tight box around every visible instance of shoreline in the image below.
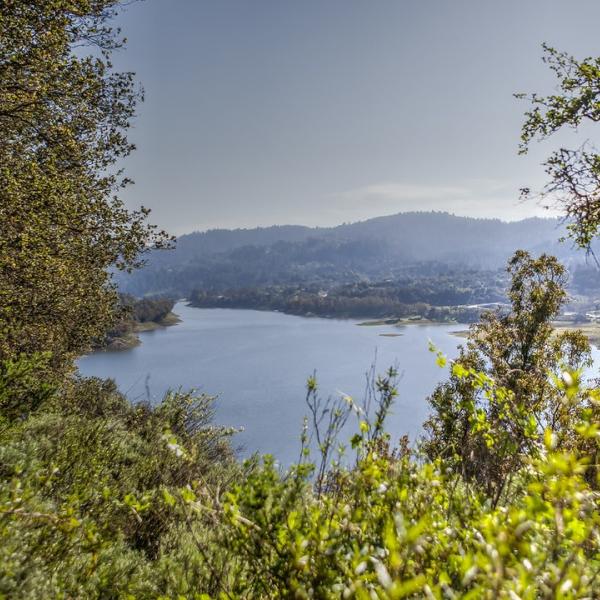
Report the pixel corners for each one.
[101,311,181,352]
[356,317,448,327]
[450,322,600,348]
[188,301,466,326]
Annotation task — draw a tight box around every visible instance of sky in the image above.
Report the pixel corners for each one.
[111,0,600,235]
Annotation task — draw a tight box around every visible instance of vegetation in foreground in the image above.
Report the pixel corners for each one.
[1,249,599,598]
[1,2,600,598]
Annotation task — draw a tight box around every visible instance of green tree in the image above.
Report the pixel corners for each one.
[423,251,592,502]
[0,0,171,375]
[518,44,600,248]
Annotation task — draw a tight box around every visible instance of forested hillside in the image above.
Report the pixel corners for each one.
[118,212,581,297]
[188,268,507,321]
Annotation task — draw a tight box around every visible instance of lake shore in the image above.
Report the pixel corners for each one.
[450,322,600,347]
[102,311,181,351]
[357,316,442,327]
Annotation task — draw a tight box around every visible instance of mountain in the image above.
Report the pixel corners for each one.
[116,211,584,297]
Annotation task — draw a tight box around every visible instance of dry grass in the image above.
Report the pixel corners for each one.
[450,322,600,348]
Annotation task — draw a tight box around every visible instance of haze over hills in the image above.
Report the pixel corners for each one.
[118,211,585,298]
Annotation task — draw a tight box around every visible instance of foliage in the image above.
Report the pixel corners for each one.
[128,296,176,324]
[96,294,177,349]
[518,44,600,248]
[1,254,599,597]
[0,352,55,422]
[2,362,599,598]
[120,213,576,299]
[0,0,172,374]
[0,374,238,599]
[189,271,506,322]
[423,251,593,501]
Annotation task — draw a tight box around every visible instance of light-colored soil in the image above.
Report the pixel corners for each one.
[450,322,600,347]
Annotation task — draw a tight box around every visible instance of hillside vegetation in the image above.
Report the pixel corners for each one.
[1,3,599,599]
[187,269,505,321]
[117,213,583,298]
[2,251,599,598]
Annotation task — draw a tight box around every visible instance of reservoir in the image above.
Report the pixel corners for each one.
[78,302,594,465]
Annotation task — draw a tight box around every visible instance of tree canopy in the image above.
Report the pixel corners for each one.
[423,251,593,501]
[0,0,171,374]
[518,44,600,248]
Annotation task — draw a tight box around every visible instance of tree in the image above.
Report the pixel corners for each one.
[0,0,171,375]
[423,251,592,502]
[518,44,600,249]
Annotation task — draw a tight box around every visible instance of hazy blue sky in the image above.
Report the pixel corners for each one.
[113,0,600,234]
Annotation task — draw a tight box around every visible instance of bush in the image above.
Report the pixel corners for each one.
[0,374,238,598]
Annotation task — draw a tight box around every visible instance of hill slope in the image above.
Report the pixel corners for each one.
[117,212,580,297]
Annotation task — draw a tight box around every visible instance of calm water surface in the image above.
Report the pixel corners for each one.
[77,303,598,465]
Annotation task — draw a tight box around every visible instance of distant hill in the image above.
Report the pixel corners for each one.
[117,212,586,297]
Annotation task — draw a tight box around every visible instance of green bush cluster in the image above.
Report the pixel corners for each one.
[0,375,239,598]
[1,351,598,598]
[208,407,599,598]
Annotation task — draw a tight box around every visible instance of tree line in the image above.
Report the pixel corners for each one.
[96,295,177,350]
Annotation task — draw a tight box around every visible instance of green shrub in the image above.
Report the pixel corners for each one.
[0,374,238,598]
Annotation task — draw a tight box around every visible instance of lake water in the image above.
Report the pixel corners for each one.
[77,302,598,465]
